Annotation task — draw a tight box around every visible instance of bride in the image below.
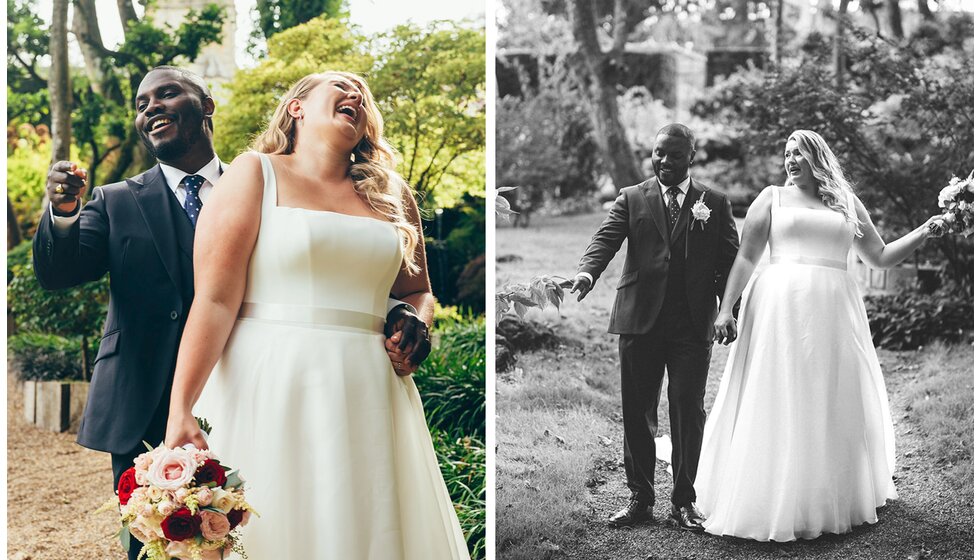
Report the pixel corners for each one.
[163,71,469,558]
[695,129,942,541]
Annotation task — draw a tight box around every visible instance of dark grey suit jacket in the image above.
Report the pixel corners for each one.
[577,177,740,337]
[33,164,196,454]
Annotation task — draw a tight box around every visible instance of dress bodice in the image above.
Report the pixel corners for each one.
[242,153,403,319]
[768,186,855,267]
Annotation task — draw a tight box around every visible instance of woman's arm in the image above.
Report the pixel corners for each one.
[852,195,942,269]
[165,153,265,449]
[714,187,773,344]
[385,189,435,374]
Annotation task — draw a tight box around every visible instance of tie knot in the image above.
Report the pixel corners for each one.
[182,174,205,193]
[666,186,681,198]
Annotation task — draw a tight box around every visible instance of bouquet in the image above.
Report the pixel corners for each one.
[99,440,255,560]
[929,171,974,237]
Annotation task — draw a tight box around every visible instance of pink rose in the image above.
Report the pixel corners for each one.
[164,540,193,559]
[198,510,231,541]
[157,500,176,517]
[175,488,190,501]
[196,487,213,507]
[146,449,198,490]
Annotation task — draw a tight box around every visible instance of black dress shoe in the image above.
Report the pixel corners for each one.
[608,497,654,527]
[671,503,706,532]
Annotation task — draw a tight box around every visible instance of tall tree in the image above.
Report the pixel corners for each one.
[49,0,71,163]
[833,0,850,86]
[566,0,643,190]
[71,0,107,95]
[885,0,904,39]
[257,0,344,39]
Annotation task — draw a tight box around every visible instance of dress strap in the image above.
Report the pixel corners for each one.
[254,152,278,213]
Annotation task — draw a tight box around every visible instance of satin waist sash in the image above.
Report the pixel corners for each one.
[770,255,847,271]
[238,302,384,333]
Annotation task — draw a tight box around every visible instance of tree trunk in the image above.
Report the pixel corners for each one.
[80,335,91,382]
[72,0,106,96]
[567,0,643,190]
[117,0,139,36]
[833,0,851,87]
[49,0,72,163]
[7,197,22,249]
[772,0,783,68]
[916,0,934,21]
[860,0,882,37]
[885,0,903,39]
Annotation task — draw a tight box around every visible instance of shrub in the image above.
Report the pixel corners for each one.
[864,289,973,350]
[7,240,108,380]
[415,316,486,439]
[432,432,486,560]
[8,332,98,382]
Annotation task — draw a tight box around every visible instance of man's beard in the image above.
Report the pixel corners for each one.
[139,118,204,162]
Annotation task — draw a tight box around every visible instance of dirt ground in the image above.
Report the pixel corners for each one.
[7,369,120,559]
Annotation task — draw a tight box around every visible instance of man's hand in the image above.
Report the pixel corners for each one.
[46,161,88,215]
[384,306,431,375]
[713,312,738,346]
[570,275,593,301]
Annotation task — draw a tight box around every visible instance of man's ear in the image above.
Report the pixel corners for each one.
[203,96,216,118]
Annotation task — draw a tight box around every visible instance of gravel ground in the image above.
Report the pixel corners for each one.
[7,369,120,559]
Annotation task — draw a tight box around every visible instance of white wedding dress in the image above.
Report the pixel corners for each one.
[194,153,469,559]
[694,185,897,542]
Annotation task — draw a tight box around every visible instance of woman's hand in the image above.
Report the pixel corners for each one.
[922,214,948,238]
[713,311,738,346]
[386,331,420,376]
[165,410,209,450]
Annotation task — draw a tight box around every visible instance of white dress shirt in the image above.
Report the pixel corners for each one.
[50,155,223,235]
[576,176,692,286]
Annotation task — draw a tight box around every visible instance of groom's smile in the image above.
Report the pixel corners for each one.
[651,132,696,187]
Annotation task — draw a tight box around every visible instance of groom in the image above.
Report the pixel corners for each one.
[571,124,739,530]
[33,66,429,560]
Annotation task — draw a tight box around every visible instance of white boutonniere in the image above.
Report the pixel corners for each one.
[690,192,711,230]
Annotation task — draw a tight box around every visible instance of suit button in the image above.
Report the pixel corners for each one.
[665,255,671,263]
[170,310,179,321]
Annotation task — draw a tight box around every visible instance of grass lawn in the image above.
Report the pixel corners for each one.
[495,212,974,560]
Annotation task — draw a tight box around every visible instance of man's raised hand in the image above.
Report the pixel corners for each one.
[46,161,87,215]
[570,275,592,302]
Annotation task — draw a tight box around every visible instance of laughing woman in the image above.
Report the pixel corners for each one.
[163,71,469,559]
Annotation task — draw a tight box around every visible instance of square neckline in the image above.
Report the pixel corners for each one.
[257,152,395,227]
[772,185,840,215]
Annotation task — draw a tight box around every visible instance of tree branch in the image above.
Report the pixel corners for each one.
[10,50,46,84]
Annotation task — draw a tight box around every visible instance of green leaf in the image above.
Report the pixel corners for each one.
[119,522,131,551]
[142,440,155,452]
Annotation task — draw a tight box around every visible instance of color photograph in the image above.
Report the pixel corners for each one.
[7,1,486,558]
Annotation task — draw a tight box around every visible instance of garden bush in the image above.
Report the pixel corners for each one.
[416,316,486,439]
[8,332,98,382]
[7,240,108,380]
[433,431,486,560]
[864,289,973,350]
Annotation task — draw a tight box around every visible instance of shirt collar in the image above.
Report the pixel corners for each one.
[660,176,692,197]
[159,155,222,193]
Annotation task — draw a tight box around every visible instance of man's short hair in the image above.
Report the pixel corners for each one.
[656,123,697,154]
[147,66,213,131]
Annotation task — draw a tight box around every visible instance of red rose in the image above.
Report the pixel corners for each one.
[161,507,201,541]
[117,467,138,506]
[227,508,244,530]
[194,459,227,487]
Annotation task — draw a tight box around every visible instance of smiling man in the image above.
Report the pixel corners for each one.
[32,66,427,560]
[570,123,740,532]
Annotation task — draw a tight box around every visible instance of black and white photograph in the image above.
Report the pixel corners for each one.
[495,0,974,558]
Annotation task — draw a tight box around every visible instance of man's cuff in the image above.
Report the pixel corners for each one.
[575,271,594,285]
[49,204,81,238]
[386,298,418,316]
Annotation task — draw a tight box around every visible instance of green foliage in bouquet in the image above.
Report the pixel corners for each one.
[7,240,108,381]
[864,289,973,350]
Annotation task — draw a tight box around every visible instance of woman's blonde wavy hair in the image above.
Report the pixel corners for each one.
[785,129,863,237]
[250,71,421,273]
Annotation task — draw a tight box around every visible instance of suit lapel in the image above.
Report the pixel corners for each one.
[670,181,701,246]
[639,179,670,244]
[130,165,182,292]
